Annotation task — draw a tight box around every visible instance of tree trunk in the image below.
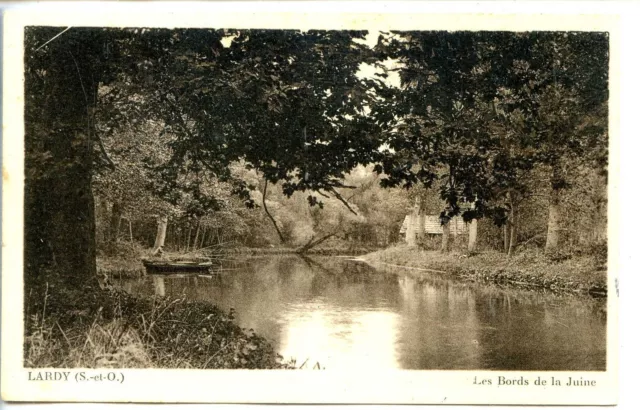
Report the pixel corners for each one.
[128,218,135,250]
[24,38,101,287]
[199,226,206,249]
[467,219,478,253]
[192,221,201,251]
[405,213,416,246]
[406,200,420,247]
[503,224,510,253]
[108,202,123,245]
[152,216,168,254]
[186,225,193,252]
[506,192,517,256]
[98,198,110,242]
[298,232,338,254]
[508,208,517,256]
[416,199,425,243]
[441,220,450,252]
[262,177,286,243]
[545,187,561,252]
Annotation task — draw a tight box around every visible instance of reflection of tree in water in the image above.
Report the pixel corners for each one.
[401,276,607,370]
[300,256,401,307]
[302,256,398,284]
[396,275,482,369]
[472,289,606,370]
[152,275,165,297]
[395,272,605,370]
[275,256,299,284]
[147,274,222,300]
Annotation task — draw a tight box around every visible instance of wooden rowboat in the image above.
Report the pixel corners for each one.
[141,258,214,274]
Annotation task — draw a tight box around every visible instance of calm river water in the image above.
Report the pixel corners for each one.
[118,255,606,370]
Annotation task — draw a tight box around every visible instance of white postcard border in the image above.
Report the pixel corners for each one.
[2,3,622,404]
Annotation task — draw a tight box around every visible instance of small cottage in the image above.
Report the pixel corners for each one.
[399,200,478,251]
[399,214,468,236]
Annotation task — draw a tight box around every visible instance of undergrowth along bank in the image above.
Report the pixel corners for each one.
[24,280,292,369]
[362,245,607,297]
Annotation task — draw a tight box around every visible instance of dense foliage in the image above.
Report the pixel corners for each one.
[24,27,608,281]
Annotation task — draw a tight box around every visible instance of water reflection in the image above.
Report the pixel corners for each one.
[119,256,606,370]
[152,275,165,297]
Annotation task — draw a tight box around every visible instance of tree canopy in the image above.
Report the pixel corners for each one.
[371,31,608,228]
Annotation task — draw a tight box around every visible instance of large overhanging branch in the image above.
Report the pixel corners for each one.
[95,133,116,170]
[329,187,358,216]
[262,176,286,244]
[332,182,357,189]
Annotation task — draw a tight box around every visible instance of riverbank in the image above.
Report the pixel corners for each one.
[24,279,293,369]
[362,245,607,296]
[227,245,379,257]
[98,256,145,278]
[98,244,379,279]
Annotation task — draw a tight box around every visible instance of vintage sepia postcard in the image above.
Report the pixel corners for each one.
[1,1,622,405]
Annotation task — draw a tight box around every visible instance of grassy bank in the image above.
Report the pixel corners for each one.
[24,280,292,369]
[362,245,607,296]
[97,257,145,278]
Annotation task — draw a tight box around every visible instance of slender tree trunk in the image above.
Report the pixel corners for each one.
[508,208,517,256]
[108,202,123,245]
[416,198,425,243]
[182,229,188,252]
[503,224,510,253]
[152,216,168,254]
[468,219,478,253]
[192,220,201,251]
[200,226,206,249]
[507,193,517,256]
[406,200,420,246]
[453,217,458,238]
[98,198,110,242]
[441,219,451,252]
[416,212,425,240]
[186,225,193,252]
[128,218,134,250]
[545,187,561,252]
[405,214,416,246]
[262,177,286,243]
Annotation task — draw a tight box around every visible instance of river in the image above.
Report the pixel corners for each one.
[117,255,606,371]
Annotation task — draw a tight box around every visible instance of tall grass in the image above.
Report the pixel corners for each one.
[24,279,294,369]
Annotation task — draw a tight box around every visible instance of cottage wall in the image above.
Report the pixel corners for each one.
[400,215,468,236]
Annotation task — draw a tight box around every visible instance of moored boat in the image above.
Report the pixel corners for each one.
[141,258,214,274]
